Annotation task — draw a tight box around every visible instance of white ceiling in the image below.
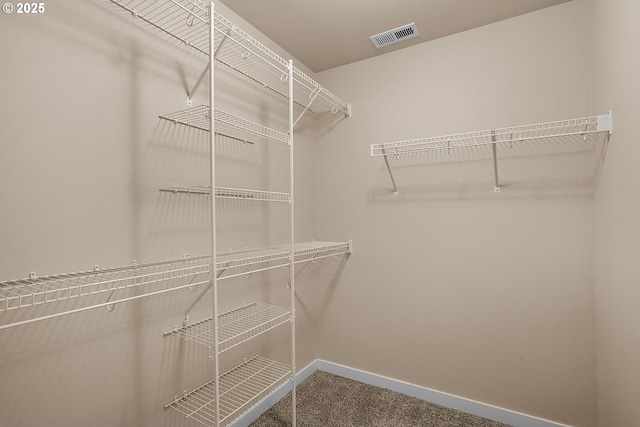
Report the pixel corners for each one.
[219,0,572,73]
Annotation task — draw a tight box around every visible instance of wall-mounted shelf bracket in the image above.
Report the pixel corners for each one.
[593,111,613,193]
[491,130,500,193]
[187,63,210,106]
[286,252,319,289]
[381,148,399,196]
[186,28,234,106]
[292,87,320,130]
[598,111,613,134]
[182,266,227,325]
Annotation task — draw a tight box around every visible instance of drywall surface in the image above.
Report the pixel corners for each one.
[590,1,640,426]
[315,2,597,426]
[0,1,322,425]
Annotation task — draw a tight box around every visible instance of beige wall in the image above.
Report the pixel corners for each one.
[0,1,323,426]
[5,0,638,426]
[315,2,597,426]
[590,1,640,426]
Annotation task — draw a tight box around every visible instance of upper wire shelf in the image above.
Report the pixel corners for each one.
[0,241,351,330]
[371,112,613,194]
[108,0,210,55]
[159,105,290,144]
[159,185,291,202]
[371,113,613,157]
[108,1,350,116]
[212,10,349,115]
[164,301,291,353]
[165,355,291,427]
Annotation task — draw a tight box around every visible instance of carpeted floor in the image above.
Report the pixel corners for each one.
[250,371,511,427]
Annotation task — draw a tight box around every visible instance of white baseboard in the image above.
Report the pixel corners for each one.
[232,359,574,427]
[317,360,574,427]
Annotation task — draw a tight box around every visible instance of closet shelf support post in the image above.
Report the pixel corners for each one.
[491,130,500,193]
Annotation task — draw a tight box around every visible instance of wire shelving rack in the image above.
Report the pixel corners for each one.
[371,112,613,194]
[0,3,352,427]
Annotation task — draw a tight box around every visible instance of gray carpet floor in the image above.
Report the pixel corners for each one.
[250,371,511,427]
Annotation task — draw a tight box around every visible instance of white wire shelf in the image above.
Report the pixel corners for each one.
[371,113,613,194]
[159,185,291,202]
[164,301,291,353]
[0,241,351,329]
[159,105,290,144]
[166,355,291,427]
[107,1,350,115]
[216,241,352,281]
[371,113,613,157]
[108,0,210,55]
[0,255,211,330]
[212,11,350,116]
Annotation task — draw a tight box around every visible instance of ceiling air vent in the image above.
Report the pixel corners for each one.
[370,23,420,48]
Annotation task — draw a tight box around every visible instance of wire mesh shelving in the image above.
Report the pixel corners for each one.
[166,355,291,427]
[164,301,291,353]
[0,241,351,330]
[159,105,290,144]
[108,0,350,116]
[84,5,352,427]
[371,112,613,194]
[159,185,291,202]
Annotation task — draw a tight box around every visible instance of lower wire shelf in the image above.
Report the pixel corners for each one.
[166,355,292,427]
[164,301,291,353]
[0,240,351,330]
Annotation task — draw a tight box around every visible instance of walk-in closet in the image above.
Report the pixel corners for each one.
[1,1,638,427]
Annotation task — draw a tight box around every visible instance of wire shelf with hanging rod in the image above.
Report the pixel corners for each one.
[212,10,350,116]
[165,355,291,427]
[214,241,352,281]
[108,0,210,55]
[164,301,291,353]
[0,241,351,330]
[371,112,613,195]
[108,1,350,117]
[0,255,211,330]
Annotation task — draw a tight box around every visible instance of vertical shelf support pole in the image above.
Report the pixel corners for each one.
[288,59,297,427]
[491,130,500,193]
[209,3,220,427]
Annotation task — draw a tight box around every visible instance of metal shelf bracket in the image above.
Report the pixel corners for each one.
[381,148,399,196]
[187,63,210,106]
